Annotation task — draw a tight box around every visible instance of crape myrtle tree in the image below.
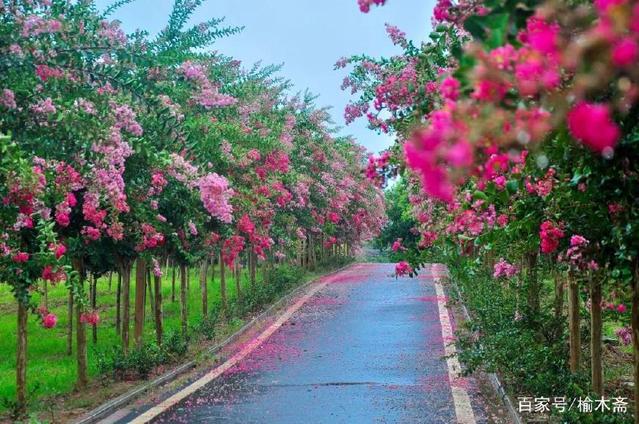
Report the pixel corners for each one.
[345,0,639,421]
[0,0,384,416]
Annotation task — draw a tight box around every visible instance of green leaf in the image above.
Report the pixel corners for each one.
[463,13,510,48]
[506,180,519,194]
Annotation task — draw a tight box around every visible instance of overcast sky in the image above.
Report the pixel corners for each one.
[94,0,434,153]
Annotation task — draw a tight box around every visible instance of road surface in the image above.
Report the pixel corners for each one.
[112,263,489,424]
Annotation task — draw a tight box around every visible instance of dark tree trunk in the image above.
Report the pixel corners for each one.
[568,274,581,373]
[154,273,163,345]
[91,274,97,345]
[200,261,208,318]
[134,258,147,348]
[590,274,603,395]
[171,262,176,303]
[526,252,540,315]
[67,289,73,356]
[115,272,121,336]
[632,261,639,424]
[121,262,132,353]
[554,270,565,319]
[76,272,88,389]
[220,251,227,311]
[180,263,188,337]
[16,301,28,418]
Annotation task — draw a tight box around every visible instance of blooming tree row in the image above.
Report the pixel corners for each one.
[0,0,385,416]
[344,0,639,421]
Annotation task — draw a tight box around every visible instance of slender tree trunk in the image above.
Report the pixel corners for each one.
[250,251,256,287]
[210,257,216,284]
[91,275,97,345]
[43,280,48,310]
[180,263,188,337]
[16,301,28,418]
[554,270,565,319]
[568,275,581,372]
[67,289,73,355]
[147,268,155,321]
[134,258,147,348]
[115,272,121,336]
[235,261,242,300]
[76,273,88,389]
[154,274,163,346]
[200,261,208,318]
[590,274,603,395]
[171,262,176,303]
[220,251,227,311]
[108,272,113,291]
[526,252,540,315]
[631,261,639,424]
[121,263,132,353]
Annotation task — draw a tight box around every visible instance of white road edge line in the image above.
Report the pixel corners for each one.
[128,267,355,424]
[432,266,477,424]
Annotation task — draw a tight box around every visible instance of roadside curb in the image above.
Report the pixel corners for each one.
[74,262,355,424]
[435,265,523,424]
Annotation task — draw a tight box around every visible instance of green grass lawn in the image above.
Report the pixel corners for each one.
[0,264,252,412]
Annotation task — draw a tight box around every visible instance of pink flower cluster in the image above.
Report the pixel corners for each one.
[1,89,16,109]
[525,168,556,197]
[539,221,564,254]
[80,311,100,326]
[405,105,472,203]
[42,313,58,329]
[493,258,518,278]
[222,235,245,267]
[21,15,62,37]
[391,238,405,252]
[197,173,234,223]
[136,223,165,252]
[385,24,407,47]
[567,102,620,155]
[358,0,386,13]
[395,261,413,276]
[237,214,256,236]
[616,326,632,346]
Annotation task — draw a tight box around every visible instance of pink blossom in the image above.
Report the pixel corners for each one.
[395,261,413,276]
[238,214,255,236]
[0,89,16,109]
[151,258,163,277]
[391,238,403,252]
[418,231,438,248]
[612,37,639,67]
[616,326,632,345]
[570,235,588,247]
[80,311,100,326]
[617,304,627,313]
[12,252,29,263]
[493,258,519,278]
[197,173,234,223]
[539,221,564,253]
[51,243,66,260]
[385,23,407,46]
[567,102,620,154]
[497,214,509,227]
[83,226,101,241]
[42,265,66,283]
[440,76,460,101]
[433,0,452,21]
[222,235,245,267]
[327,212,341,224]
[358,0,386,13]
[30,97,57,115]
[42,313,58,329]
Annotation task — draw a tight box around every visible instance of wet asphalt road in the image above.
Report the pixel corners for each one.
[122,263,485,423]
